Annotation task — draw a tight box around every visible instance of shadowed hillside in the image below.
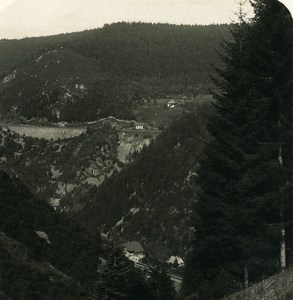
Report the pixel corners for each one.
[0,170,101,298]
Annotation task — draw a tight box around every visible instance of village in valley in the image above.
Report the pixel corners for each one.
[112,240,184,291]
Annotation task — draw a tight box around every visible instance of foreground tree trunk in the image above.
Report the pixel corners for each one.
[279,129,286,271]
[244,265,249,289]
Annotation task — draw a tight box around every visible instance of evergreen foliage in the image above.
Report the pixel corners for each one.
[0,170,101,298]
[148,265,177,300]
[96,247,152,299]
[99,247,132,299]
[0,22,229,121]
[182,1,293,298]
[0,232,81,300]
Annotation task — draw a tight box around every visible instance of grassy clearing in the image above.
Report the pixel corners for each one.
[134,106,184,129]
[3,124,86,140]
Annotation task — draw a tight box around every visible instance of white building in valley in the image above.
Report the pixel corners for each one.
[167,256,184,267]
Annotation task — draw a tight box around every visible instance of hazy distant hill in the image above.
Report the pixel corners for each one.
[0,22,229,122]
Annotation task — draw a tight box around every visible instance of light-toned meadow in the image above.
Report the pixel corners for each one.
[2,124,86,140]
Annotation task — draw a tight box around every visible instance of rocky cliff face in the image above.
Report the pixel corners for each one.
[117,132,151,163]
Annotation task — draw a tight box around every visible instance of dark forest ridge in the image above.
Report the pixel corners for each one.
[0,22,230,74]
[0,22,229,122]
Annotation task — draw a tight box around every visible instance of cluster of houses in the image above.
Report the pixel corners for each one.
[167,255,184,267]
[121,241,184,292]
[121,241,184,268]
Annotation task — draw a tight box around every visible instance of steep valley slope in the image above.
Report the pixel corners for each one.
[78,105,212,263]
[1,102,212,266]
[0,118,153,212]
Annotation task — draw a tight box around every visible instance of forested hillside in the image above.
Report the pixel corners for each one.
[0,171,101,298]
[0,118,155,212]
[0,124,119,207]
[0,22,229,121]
[0,172,178,299]
[77,102,212,261]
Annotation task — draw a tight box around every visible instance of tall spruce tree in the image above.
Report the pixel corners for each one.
[237,0,293,275]
[98,247,133,299]
[148,265,177,300]
[182,1,293,299]
[182,14,251,299]
[96,246,153,300]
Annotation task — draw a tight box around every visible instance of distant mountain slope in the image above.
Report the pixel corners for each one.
[0,48,105,121]
[19,48,99,87]
[0,170,101,297]
[69,23,228,82]
[0,22,229,121]
[77,103,212,261]
[0,32,82,76]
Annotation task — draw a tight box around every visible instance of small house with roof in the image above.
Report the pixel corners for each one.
[167,99,177,108]
[167,256,185,267]
[122,241,145,262]
[135,123,145,130]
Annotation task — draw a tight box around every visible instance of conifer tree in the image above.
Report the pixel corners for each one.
[99,247,133,299]
[96,246,153,300]
[182,1,293,298]
[182,6,251,298]
[237,0,293,275]
[148,265,177,300]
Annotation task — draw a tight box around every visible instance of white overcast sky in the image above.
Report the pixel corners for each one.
[0,0,292,39]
